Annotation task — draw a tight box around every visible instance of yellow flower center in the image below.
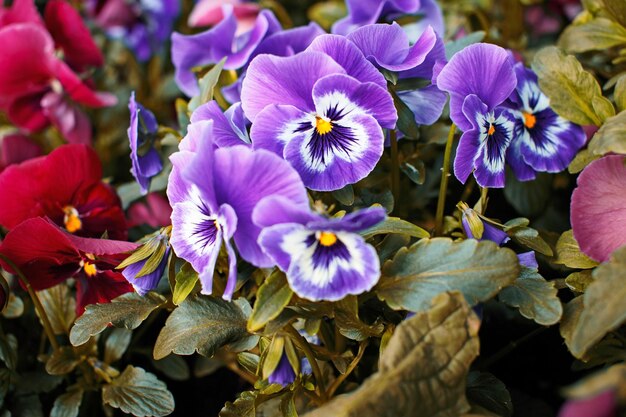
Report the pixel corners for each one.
[487,124,495,136]
[318,231,337,247]
[81,255,97,277]
[315,116,332,135]
[523,111,536,129]
[63,206,82,233]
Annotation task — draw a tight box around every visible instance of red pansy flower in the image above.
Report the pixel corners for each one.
[0,144,128,240]
[0,217,137,314]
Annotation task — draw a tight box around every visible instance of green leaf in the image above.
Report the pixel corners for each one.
[604,0,626,26]
[466,372,513,417]
[2,293,24,319]
[152,355,191,381]
[172,263,199,306]
[45,347,81,375]
[220,390,257,417]
[102,366,174,417]
[361,217,430,239]
[445,31,486,60]
[70,292,166,346]
[400,160,425,185]
[334,296,384,341]
[559,18,626,53]
[554,230,598,269]
[307,1,347,30]
[104,329,133,364]
[509,227,553,256]
[565,270,594,293]
[378,238,519,312]
[332,184,355,206]
[50,388,83,417]
[503,172,552,217]
[568,148,601,174]
[175,98,189,137]
[587,110,626,156]
[248,270,293,332]
[0,333,16,371]
[117,240,159,270]
[237,352,260,376]
[302,292,480,417]
[568,246,626,358]
[280,391,298,417]
[188,58,227,113]
[559,296,583,353]
[134,241,167,278]
[38,284,76,335]
[498,267,563,325]
[614,74,626,112]
[532,46,615,126]
[153,296,259,360]
[262,336,285,379]
[390,89,419,139]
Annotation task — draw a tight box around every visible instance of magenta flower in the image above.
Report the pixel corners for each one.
[167,136,309,300]
[0,134,41,173]
[571,155,626,262]
[127,193,172,229]
[255,196,385,301]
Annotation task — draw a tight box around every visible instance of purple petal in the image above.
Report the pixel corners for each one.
[251,22,325,60]
[250,104,309,156]
[218,203,238,301]
[306,206,387,232]
[122,245,169,296]
[481,222,511,245]
[241,51,345,121]
[404,0,445,39]
[331,0,420,35]
[190,101,250,147]
[437,43,517,131]
[517,251,538,269]
[506,135,537,182]
[167,150,197,205]
[253,195,318,229]
[306,34,387,89]
[398,85,447,126]
[453,95,488,184]
[473,108,516,188]
[259,223,310,272]
[268,353,295,386]
[571,155,626,262]
[347,23,436,72]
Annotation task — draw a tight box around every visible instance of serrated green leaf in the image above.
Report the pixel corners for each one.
[565,270,594,293]
[104,329,133,364]
[46,347,81,375]
[559,18,626,53]
[498,267,563,325]
[172,263,199,306]
[153,296,259,360]
[188,58,227,113]
[555,230,598,269]
[466,372,513,417]
[568,246,626,358]
[152,355,190,381]
[587,110,626,156]
[361,217,430,239]
[503,172,552,218]
[445,31,486,60]
[334,296,384,341]
[510,227,553,256]
[102,366,174,417]
[303,292,480,417]
[532,46,615,126]
[50,387,83,417]
[390,89,419,139]
[38,284,76,335]
[220,390,257,417]
[378,238,519,312]
[70,293,166,346]
[249,270,293,332]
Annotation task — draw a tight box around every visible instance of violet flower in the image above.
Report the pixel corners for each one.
[268,353,296,387]
[186,101,251,148]
[254,196,385,301]
[122,231,170,296]
[243,38,397,191]
[128,92,163,195]
[437,43,518,188]
[505,63,585,181]
[172,6,281,96]
[167,134,309,300]
[332,0,420,36]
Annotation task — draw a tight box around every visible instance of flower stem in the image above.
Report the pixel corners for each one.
[479,186,489,215]
[389,129,400,209]
[0,255,59,351]
[326,339,369,398]
[284,325,327,402]
[435,124,457,236]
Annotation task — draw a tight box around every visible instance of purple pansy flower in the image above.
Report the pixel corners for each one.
[87,0,179,62]
[254,196,385,301]
[243,39,397,191]
[122,231,170,296]
[128,92,162,195]
[172,7,281,96]
[186,101,251,149]
[460,202,537,269]
[268,352,296,387]
[437,43,518,188]
[168,135,309,300]
[505,64,586,181]
[332,0,420,36]
[403,0,445,40]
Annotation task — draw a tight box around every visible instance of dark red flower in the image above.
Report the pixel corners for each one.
[0,217,137,314]
[0,134,41,172]
[0,144,128,239]
[127,193,173,229]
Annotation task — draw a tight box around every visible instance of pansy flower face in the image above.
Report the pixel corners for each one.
[505,64,585,181]
[254,196,385,301]
[243,46,397,191]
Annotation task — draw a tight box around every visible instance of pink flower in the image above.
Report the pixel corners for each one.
[188,0,260,34]
[0,134,41,172]
[127,193,173,229]
[571,155,626,262]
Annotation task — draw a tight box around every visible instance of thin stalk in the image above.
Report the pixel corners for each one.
[326,340,369,398]
[435,124,457,235]
[479,186,489,215]
[225,361,258,386]
[389,130,400,208]
[284,325,328,402]
[0,255,59,351]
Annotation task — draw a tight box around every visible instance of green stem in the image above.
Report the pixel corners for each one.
[479,186,489,215]
[326,340,368,398]
[0,255,59,351]
[435,124,457,236]
[389,129,400,208]
[284,325,327,402]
